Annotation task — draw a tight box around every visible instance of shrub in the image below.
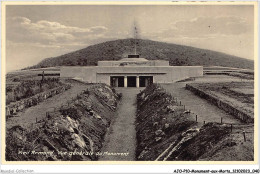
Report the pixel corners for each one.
[60,107,81,120]
[13,78,20,82]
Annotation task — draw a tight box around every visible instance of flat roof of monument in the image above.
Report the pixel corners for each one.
[119,58,148,61]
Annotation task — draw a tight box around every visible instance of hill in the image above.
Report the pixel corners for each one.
[26,39,254,70]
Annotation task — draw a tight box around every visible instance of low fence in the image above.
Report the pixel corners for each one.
[186,84,253,123]
[6,84,71,116]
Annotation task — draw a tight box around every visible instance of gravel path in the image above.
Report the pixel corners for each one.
[99,88,141,161]
[6,83,89,129]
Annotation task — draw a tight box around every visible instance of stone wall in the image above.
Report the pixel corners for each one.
[186,84,253,123]
[6,84,71,116]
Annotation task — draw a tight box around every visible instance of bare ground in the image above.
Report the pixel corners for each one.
[99,88,142,161]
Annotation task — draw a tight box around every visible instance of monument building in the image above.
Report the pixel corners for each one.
[60,54,203,87]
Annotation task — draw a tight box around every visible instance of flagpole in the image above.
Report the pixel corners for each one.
[135,26,137,55]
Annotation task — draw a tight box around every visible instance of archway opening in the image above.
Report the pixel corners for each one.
[110,76,124,87]
[140,76,153,87]
[127,76,136,87]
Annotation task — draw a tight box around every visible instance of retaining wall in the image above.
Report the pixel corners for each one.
[186,84,253,123]
[6,84,71,116]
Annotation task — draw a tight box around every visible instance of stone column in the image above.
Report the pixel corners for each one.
[145,78,148,87]
[115,78,118,87]
[136,76,139,88]
[124,76,127,88]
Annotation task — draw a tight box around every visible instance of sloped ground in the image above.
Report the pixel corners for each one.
[6,84,120,161]
[28,39,254,70]
[6,81,86,129]
[6,78,63,105]
[198,124,254,161]
[136,84,253,161]
[136,84,197,160]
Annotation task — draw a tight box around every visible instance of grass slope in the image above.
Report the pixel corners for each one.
[26,39,254,70]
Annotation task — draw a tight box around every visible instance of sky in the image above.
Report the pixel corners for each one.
[6,5,254,72]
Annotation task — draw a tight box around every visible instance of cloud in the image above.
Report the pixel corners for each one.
[139,16,253,60]
[7,16,109,47]
[143,16,252,40]
[175,16,250,36]
[90,26,108,33]
[12,16,31,24]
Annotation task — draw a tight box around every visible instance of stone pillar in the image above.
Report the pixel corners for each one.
[136,76,139,88]
[145,78,148,87]
[124,76,127,88]
[115,78,118,87]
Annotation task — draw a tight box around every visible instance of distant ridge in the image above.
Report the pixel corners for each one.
[26,39,254,70]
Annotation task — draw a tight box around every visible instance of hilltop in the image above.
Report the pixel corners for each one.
[26,39,254,70]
